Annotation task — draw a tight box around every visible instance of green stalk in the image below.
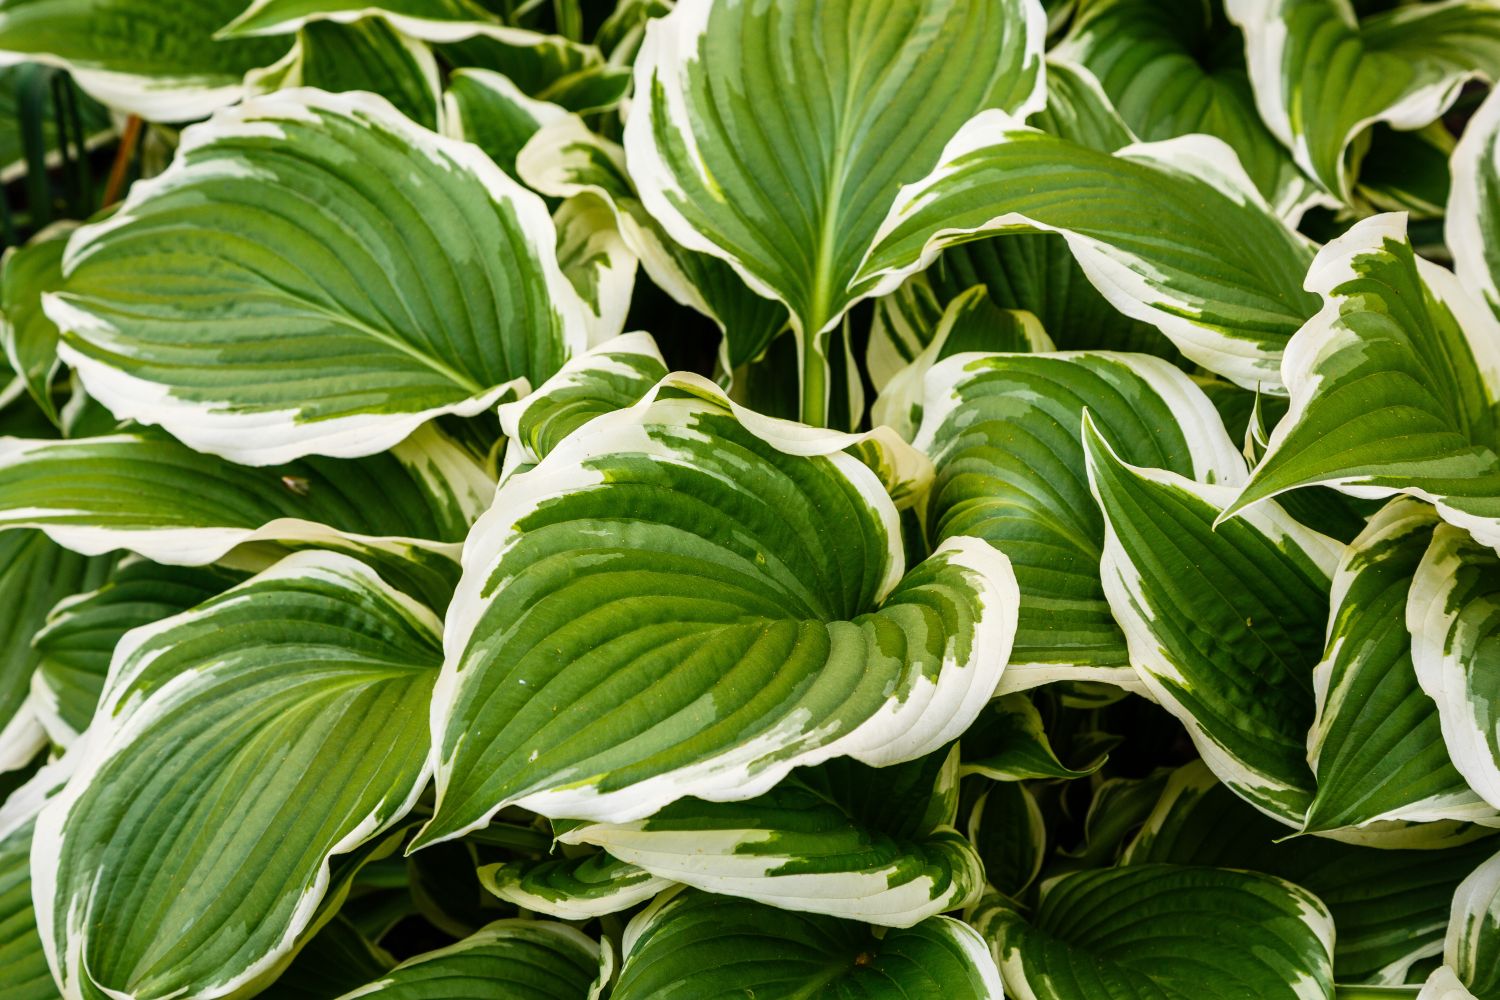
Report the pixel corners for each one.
[800,333,828,428]
[1334,987,1423,999]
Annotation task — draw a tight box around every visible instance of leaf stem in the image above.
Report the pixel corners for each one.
[1333,987,1422,998]
[102,115,142,208]
[800,333,828,428]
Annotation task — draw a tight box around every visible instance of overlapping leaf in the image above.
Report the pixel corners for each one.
[479,851,671,921]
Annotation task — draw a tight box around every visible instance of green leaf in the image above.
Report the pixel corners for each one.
[32,556,242,747]
[1055,0,1318,217]
[0,758,68,1000]
[1,222,74,425]
[1449,849,1500,999]
[0,0,291,119]
[1449,87,1500,324]
[557,749,982,927]
[478,851,672,921]
[518,114,789,378]
[1084,414,1342,824]
[249,19,442,130]
[1227,214,1500,549]
[626,0,1045,422]
[1029,59,1136,153]
[435,28,629,114]
[973,864,1336,1000]
[0,63,111,183]
[916,351,1246,689]
[417,374,1016,842]
[552,196,637,348]
[223,0,500,40]
[1228,0,1500,202]
[1305,499,1494,834]
[0,532,111,771]
[612,887,1002,999]
[259,916,395,1000]
[967,780,1046,898]
[443,67,567,177]
[0,424,492,563]
[34,551,443,1000]
[861,114,1319,390]
[961,694,1108,781]
[336,919,610,999]
[47,87,587,465]
[1124,761,1500,983]
[1409,523,1500,812]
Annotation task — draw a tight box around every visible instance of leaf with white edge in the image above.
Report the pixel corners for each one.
[48,87,588,466]
[0,532,111,772]
[34,551,444,1000]
[1084,414,1343,825]
[1450,86,1500,324]
[973,865,1336,1000]
[1306,499,1495,834]
[1227,214,1500,549]
[1055,0,1319,218]
[968,780,1046,898]
[418,373,1015,842]
[1,221,74,425]
[435,27,629,114]
[0,0,291,120]
[962,694,1108,782]
[478,851,672,922]
[335,919,611,1000]
[1449,848,1500,998]
[0,757,69,1000]
[1420,967,1481,1000]
[1029,59,1136,154]
[613,887,1003,1000]
[627,0,1046,423]
[0,424,492,564]
[1227,0,1500,203]
[557,748,980,928]
[1410,524,1500,813]
[249,18,442,130]
[223,0,500,41]
[870,285,1052,441]
[1124,761,1500,983]
[32,556,242,748]
[553,196,637,347]
[497,331,667,467]
[443,67,567,177]
[518,115,788,378]
[259,916,395,1000]
[1059,771,1172,869]
[915,351,1246,691]
[860,113,1320,390]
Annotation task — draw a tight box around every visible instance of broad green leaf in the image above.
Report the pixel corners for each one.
[1409,524,1500,812]
[1449,849,1500,998]
[418,374,1016,842]
[860,114,1320,390]
[961,694,1108,781]
[248,19,442,130]
[626,0,1046,423]
[1306,499,1494,833]
[47,87,587,465]
[0,424,492,564]
[34,551,443,1000]
[0,532,110,771]
[1228,214,1500,549]
[0,758,69,1000]
[336,920,610,999]
[916,351,1246,690]
[518,115,789,378]
[869,286,1052,441]
[32,556,241,747]
[1449,87,1500,324]
[478,851,671,921]
[973,865,1336,999]
[968,780,1046,897]
[497,331,668,467]
[1084,415,1343,824]
[557,749,981,927]
[613,887,1002,999]
[1029,58,1136,153]
[0,0,291,120]
[1,222,74,425]
[1124,761,1500,983]
[223,0,500,40]
[443,67,567,177]
[1227,0,1500,202]
[1056,0,1318,218]
[435,27,629,114]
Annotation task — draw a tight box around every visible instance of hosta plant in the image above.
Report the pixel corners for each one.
[2,0,1500,998]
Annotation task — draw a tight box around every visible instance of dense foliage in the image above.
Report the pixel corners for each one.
[1,0,1499,997]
